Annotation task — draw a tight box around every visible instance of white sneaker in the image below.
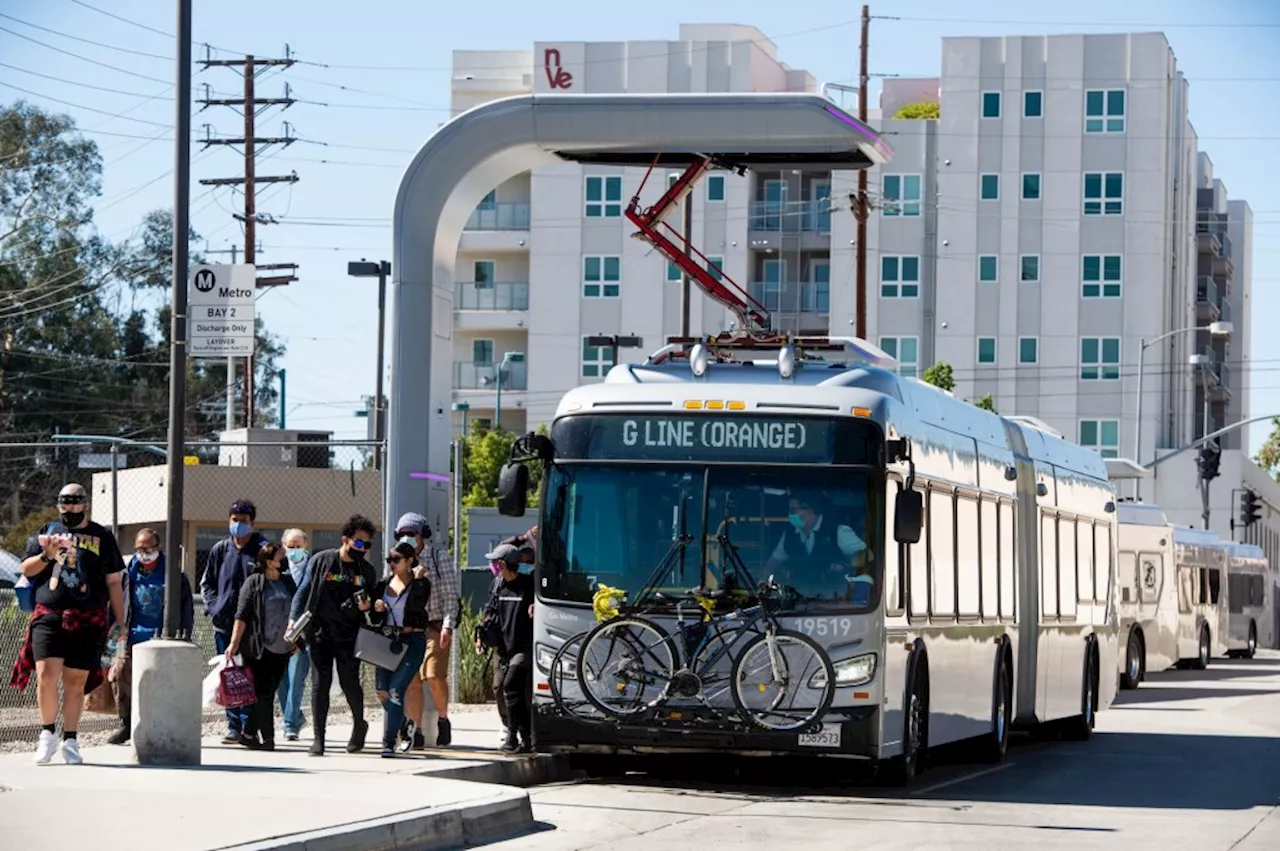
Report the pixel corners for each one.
[60,737,83,765]
[33,730,57,765]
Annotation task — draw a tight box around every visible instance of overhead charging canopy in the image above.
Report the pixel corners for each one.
[388,92,891,535]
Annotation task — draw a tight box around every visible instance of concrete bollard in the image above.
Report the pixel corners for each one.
[131,639,203,765]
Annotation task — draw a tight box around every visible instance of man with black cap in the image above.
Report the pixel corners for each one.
[477,542,535,752]
[395,511,460,750]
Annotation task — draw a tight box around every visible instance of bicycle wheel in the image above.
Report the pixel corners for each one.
[549,631,605,722]
[730,628,835,732]
[577,615,678,720]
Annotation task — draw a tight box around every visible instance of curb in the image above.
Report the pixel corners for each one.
[420,753,573,787]
[214,786,533,851]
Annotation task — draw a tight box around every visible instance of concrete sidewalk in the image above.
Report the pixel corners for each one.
[0,708,560,850]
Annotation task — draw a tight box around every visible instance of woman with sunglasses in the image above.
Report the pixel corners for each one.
[224,542,298,750]
[369,541,432,758]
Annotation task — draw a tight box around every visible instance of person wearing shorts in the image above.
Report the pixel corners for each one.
[396,512,459,750]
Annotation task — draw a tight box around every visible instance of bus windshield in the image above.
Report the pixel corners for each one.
[539,463,881,614]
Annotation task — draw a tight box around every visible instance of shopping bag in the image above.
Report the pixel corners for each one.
[83,672,117,715]
[13,576,34,612]
[215,659,256,708]
[202,656,227,708]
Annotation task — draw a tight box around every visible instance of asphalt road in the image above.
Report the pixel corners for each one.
[490,650,1280,851]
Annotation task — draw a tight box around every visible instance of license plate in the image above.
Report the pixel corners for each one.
[797,724,841,748]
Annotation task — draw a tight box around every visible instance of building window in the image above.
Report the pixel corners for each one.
[1022,173,1041,200]
[879,336,919,379]
[667,259,682,282]
[1020,255,1040,283]
[1080,419,1120,458]
[978,255,998,283]
[581,337,615,378]
[583,255,621,298]
[1085,89,1126,134]
[472,339,493,365]
[1082,254,1123,298]
[1018,337,1038,364]
[585,175,623,217]
[1023,91,1043,118]
[478,190,496,210]
[1081,337,1121,381]
[980,174,999,201]
[706,255,724,282]
[981,91,1001,119]
[706,174,726,202]
[977,337,997,364]
[880,255,920,299]
[1083,172,1124,216]
[882,174,922,217]
[473,260,494,285]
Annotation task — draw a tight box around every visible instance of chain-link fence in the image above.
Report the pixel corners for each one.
[0,435,492,745]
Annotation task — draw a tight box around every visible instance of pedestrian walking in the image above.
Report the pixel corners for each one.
[370,541,431,758]
[396,512,460,751]
[107,527,195,745]
[477,543,535,753]
[9,483,126,765]
[200,499,266,744]
[224,543,298,751]
[289,514,378,756]
[276,528,311,741]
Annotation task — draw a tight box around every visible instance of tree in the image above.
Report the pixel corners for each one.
[976,394,997,413]
[1255,418,1280,480]
[893,100,940,120]
[922,362,955,392]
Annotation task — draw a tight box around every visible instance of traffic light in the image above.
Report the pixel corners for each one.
[1240,489,1262,527]
[1197,440,1221,482]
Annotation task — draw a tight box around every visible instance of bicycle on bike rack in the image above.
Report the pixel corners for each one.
[573,531,835,733]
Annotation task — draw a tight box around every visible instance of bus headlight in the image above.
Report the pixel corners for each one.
[535,643,578,677]
[535,644,556,675]
[810,653,877,689]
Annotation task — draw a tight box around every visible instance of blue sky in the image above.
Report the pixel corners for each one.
[4,0,1280,448]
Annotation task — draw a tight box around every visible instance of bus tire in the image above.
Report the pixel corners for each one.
[1120,628,1144,690]
[1062,639,1098,742]
[978,646,1011,764]
[1190,625,1211,671]
[881,651,929,786]
[1245,622,1258,659]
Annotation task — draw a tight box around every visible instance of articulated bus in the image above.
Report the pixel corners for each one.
[497,338,1119,784]
[1224,542,1270,658]
[1172,527,1228,669]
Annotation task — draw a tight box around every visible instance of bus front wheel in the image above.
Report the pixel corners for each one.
[1120,629,1144,690]
[1190,625,1211,671]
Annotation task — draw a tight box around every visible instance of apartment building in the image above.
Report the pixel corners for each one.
[446,24,826,434]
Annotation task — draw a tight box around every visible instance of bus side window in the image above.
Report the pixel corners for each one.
[979,496,1000,620]
[1208,568,1222,605]
[930,486,957,619]
[908,487,930,619]
[884,481,904,614]
[1058,515,1077,618]
[1178,566,1193,614]
[956,494,980,618]
[1096,524,1113,604]
[1041,512,1059,619]
[1076,521,1094,603]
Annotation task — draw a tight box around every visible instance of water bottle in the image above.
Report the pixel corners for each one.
[45,521,70,590]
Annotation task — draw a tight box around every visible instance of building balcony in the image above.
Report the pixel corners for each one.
[747,202,832,251]
[747,281,830,334]
[454,281,530,331]
[1196,276,1221,322]
[453,359,528,391]
[1214,362,1232,402]
[465,203,530,230]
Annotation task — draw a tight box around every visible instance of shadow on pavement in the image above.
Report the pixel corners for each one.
[1144,657,1280,683]
[1113,685,1275,705]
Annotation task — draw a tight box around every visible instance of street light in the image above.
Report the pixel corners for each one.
[1134,320,1232,500]
[451,400,471,437]
[347,259,391,470]
[494,351,524,430]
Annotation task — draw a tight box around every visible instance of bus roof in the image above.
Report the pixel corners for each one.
[1117,503,1171,526]
[1172,526,1228,549]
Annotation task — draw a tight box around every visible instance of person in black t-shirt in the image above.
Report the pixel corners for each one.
[477,543,535,753]
[288,514,378,757]
[15,483,125,766]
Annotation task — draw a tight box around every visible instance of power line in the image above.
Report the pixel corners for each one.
[872,14,1280,28]
[0,79,172,127]
[0,10,169,60]
[0,24,169,84]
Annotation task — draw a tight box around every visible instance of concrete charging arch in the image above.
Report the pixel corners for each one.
[389,92,891,535]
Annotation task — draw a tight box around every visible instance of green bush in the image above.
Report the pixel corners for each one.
[456,596,495,703]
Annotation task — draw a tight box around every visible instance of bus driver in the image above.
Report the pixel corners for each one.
[763,493,872,605]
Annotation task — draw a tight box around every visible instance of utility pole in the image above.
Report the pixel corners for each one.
[854,4,871,339]
[198,50,300,428]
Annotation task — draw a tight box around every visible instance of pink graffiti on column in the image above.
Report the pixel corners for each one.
[544,49,573,89]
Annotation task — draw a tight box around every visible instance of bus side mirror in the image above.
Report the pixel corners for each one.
[497,463,529,517]
[894,488,923,545]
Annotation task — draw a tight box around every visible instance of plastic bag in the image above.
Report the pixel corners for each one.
[202,655,231,708]
[216,659,256,708]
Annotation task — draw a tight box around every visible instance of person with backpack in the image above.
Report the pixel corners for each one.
[476,543,535,753]
[199,499,266,744]
[107,527,195,745]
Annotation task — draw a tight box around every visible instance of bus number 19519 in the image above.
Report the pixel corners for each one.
[793,618,855,638]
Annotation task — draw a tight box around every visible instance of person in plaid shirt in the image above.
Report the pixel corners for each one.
[397,512,460,750]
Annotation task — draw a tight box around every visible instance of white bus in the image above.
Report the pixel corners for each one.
[1115,503,1183,688]
[1224,542,1270,658]
[1171,527,1228,669]
[497,337,1119,785]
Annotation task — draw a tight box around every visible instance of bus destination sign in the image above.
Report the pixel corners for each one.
[557,415,837,463]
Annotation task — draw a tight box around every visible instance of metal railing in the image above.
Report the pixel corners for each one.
[747,281,831,313]
[465,203,530,230]
[1221,232,1234,260]
[1197,276,1219,308]
[453,359,528,390]
[747,200,832,232]
[456,281,529,311]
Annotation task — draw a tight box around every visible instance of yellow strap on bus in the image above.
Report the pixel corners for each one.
[593,584,627,622]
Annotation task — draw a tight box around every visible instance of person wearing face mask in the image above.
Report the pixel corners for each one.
[763,493,868,602]
[11,483,126,766]
[106,528,195,745]
[370,542,431,758]
[199,499,266,744]
[275,528,311,742]
[477,544,535,753]
[289,514,378,756]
